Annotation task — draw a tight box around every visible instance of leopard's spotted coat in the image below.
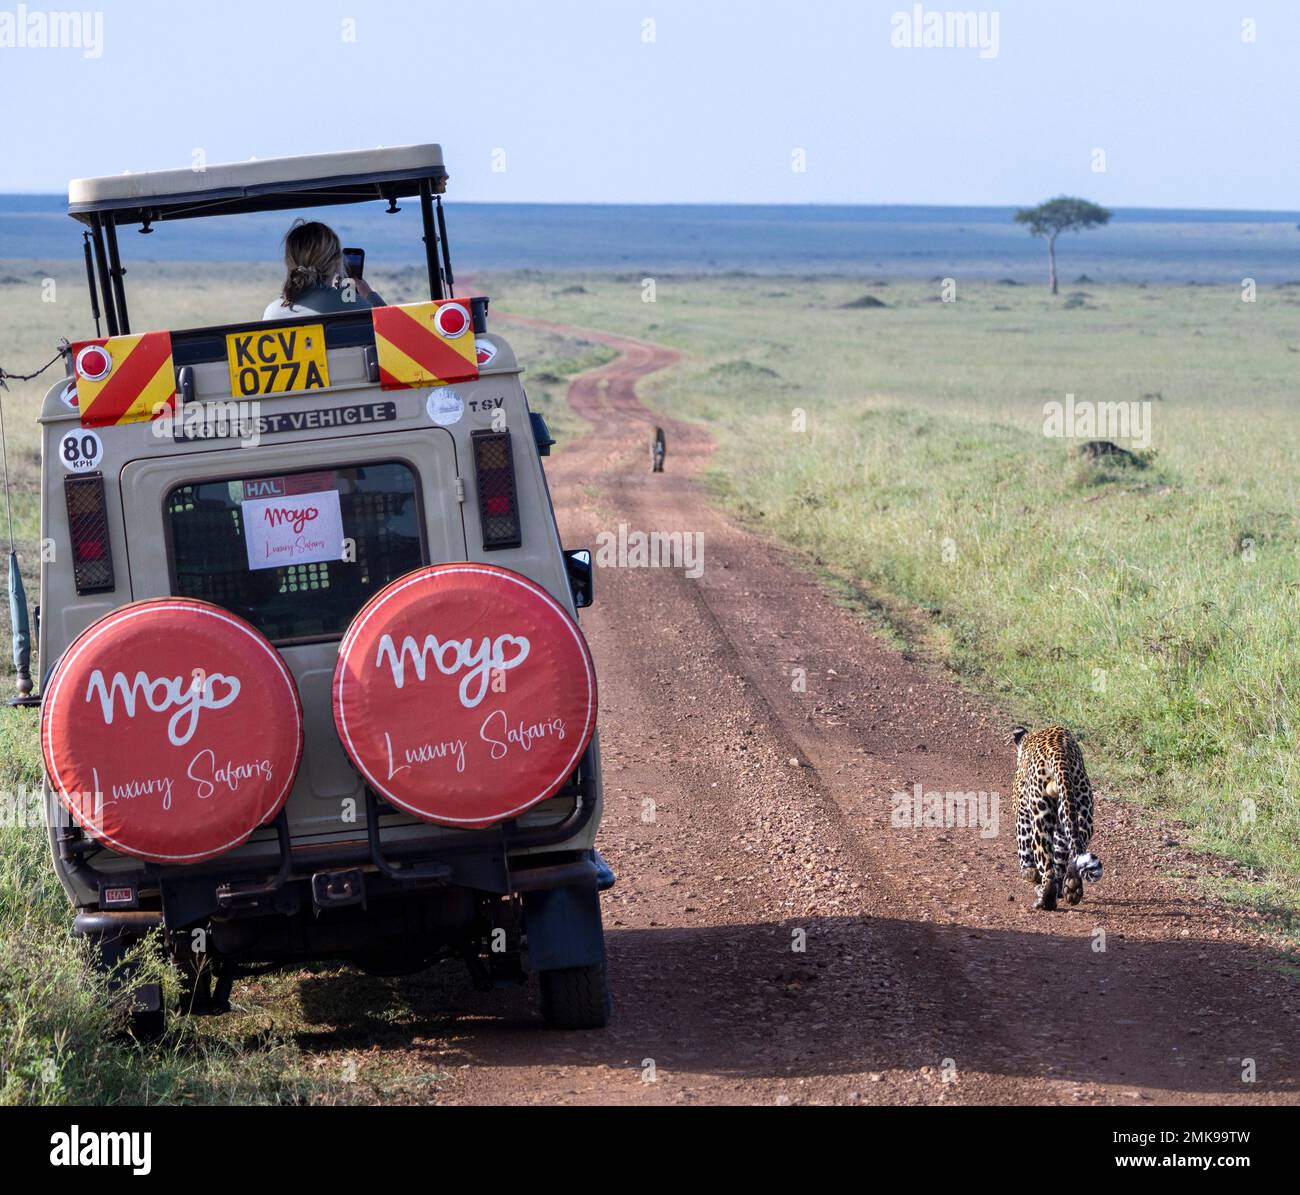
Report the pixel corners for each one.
[1012,725,1102,910]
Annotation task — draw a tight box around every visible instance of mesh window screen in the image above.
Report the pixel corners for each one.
[166,462,424,642]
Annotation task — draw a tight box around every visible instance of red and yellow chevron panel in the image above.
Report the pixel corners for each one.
[70,331,176,428]
[372,299,480,391]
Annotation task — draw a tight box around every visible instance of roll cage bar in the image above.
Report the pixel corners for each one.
[70,167,455,338]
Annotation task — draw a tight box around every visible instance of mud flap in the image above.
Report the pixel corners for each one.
[86,923,164,1017]
[522,881,607,972]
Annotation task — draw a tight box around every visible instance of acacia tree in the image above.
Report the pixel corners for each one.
[1015,196,1112,294]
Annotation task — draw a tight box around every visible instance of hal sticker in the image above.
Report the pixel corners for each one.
[427,387,465,427]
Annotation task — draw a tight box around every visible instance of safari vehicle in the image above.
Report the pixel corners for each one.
[27,145,612,1033]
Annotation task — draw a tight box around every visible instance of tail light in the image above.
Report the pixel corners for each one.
[471,430,521,550]
[64,472,115,594]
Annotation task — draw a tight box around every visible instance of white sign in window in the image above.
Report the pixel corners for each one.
[243,488,345,571]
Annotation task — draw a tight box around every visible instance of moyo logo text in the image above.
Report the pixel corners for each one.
[375,632,531,709]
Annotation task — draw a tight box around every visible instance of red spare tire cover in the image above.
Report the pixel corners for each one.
[333,563,597,828]
[41,599,303,864]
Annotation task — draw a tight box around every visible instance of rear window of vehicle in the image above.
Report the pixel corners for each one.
[165,461,424,643]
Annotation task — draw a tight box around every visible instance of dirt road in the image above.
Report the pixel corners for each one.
[301,320,1299,1105]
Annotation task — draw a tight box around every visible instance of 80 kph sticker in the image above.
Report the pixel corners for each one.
[59,428,103,473]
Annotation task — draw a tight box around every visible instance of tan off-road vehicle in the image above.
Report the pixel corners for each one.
[27,145,611,1034]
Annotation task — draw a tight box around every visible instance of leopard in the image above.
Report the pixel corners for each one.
[1011,725,1102,910]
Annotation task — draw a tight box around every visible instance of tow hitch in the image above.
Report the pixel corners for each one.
[311,868,367,910]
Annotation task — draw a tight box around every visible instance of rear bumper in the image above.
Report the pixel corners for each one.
[73,847,614,977]
[72,909,166,937]
[511,848,616,894]
[72,847,615,940]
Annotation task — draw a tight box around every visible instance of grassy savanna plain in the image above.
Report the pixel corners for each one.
[0,260,1296,1101]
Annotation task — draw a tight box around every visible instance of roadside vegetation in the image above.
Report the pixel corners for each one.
[489,272,1300,915]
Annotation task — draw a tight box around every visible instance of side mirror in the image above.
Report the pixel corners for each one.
[564,549,593,609]
[529,411,555,457]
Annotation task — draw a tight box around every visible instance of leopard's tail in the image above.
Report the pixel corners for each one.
[1047,746,1102,883]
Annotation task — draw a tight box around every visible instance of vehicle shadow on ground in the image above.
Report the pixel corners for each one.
[290,916,1300,1097]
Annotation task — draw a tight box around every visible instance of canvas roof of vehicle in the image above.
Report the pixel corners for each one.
[67,143,447,225]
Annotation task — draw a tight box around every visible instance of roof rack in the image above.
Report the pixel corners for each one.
[68,144,447,225]
[66,145,454,336]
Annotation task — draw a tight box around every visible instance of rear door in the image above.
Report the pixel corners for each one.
[118,428,465,841]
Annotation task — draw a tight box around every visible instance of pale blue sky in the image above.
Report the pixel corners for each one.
[0,0,1294,208]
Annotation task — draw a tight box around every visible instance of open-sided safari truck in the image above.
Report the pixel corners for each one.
[28,145,612,1033]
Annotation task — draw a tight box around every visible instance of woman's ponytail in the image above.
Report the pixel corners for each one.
[280,220,343,306]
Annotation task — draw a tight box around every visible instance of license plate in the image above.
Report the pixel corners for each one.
[226,325,330,397]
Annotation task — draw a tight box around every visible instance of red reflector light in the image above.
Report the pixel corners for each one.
[75,345,112,382]
[435,302,471,340]
[471,430,521,551]
[64,473,115,594]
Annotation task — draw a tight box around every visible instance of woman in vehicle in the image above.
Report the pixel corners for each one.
[263,219,385,319]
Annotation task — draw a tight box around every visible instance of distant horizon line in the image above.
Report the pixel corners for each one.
[1,193,1299,219]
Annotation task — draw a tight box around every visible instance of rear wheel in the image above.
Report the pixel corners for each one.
[538,960,612,1029]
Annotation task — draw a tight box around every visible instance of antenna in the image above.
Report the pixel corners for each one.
[82,232,102,337]
[0,379,13,550]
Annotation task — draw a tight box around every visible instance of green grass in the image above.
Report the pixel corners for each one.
[0,710,325,1104]
[485,272,1300,899]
